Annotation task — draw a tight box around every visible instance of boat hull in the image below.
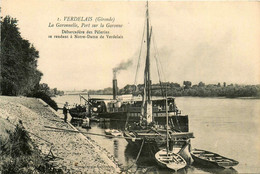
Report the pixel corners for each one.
[123,130,194,163]
[191,149,239,169]
[100,112,189,132]
[155,149,187,171]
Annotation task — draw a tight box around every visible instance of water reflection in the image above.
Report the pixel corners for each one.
[113,139,119,159]
[80,120,240,174]
[99,120,126,130]
[191,164,238,174]
[53,96,260,173]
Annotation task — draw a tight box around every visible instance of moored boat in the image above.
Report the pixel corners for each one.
[155,149,187,171]
[69,103,88,118]
[124,129,194,149]
[104,129,122,137]
[191,148,239,168]
[89,97,189,132]
[122,2,194,163]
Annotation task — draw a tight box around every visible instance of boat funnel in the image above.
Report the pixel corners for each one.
[113,71,117,99]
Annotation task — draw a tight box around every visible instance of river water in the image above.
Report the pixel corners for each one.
[53,95,260,173]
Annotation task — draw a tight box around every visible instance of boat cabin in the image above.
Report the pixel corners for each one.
[89,97,180,115]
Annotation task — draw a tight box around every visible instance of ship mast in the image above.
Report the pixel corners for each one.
[144,1,153,124]
[166,85,169,154]
[146,1,151,103]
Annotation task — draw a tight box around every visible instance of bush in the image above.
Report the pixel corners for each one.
[30,91,58,111]
[1,123,32,157]
[0,121,63,174]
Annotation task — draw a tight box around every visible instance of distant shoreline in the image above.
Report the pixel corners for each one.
[58,94,260,100]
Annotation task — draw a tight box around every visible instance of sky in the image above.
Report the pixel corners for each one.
[2,1,260,91]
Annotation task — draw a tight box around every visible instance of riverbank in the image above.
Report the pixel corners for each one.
[0,96,120,173]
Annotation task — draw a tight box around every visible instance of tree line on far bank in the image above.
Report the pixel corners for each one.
[2,16,258,101]
[88,81,260,98]
[1,16,62,110]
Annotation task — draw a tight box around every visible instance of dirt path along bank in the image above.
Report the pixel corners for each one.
[0,96,120,173]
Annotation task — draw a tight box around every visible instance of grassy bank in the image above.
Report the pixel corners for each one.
[0,96,119,173]
[0,118,61,174]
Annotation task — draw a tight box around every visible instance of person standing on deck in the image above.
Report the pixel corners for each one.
[63,102,69,123]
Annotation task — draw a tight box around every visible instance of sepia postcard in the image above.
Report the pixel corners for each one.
[1,0,260,173]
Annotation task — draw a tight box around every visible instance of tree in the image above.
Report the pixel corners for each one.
[53,88,57,95]
[170,83,181,88]
[1,16,42,95]
[183,81,192,89]
[37,83,50,93]
[198,81,205,87]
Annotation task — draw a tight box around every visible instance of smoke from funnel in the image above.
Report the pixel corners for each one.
[112,58,133,98]
[113,59,133,74]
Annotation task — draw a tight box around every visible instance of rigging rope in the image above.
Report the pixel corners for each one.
[134,17,146,89]
[151,27,184,132]
[152,33,166,83]
[149,11,165,85]
[152,35,165,96]
[152,36,162,84]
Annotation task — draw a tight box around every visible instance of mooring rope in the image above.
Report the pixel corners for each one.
[135,138,145,163]
[124,114,130,131]
[43,126,142,140]
[120,138,145,174]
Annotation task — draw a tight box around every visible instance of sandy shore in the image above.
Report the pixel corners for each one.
[0,96,121,173]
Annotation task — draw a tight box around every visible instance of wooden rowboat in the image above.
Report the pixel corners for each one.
[191,148,239,168]
[155,149,187,171]
[104,129,122,137]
